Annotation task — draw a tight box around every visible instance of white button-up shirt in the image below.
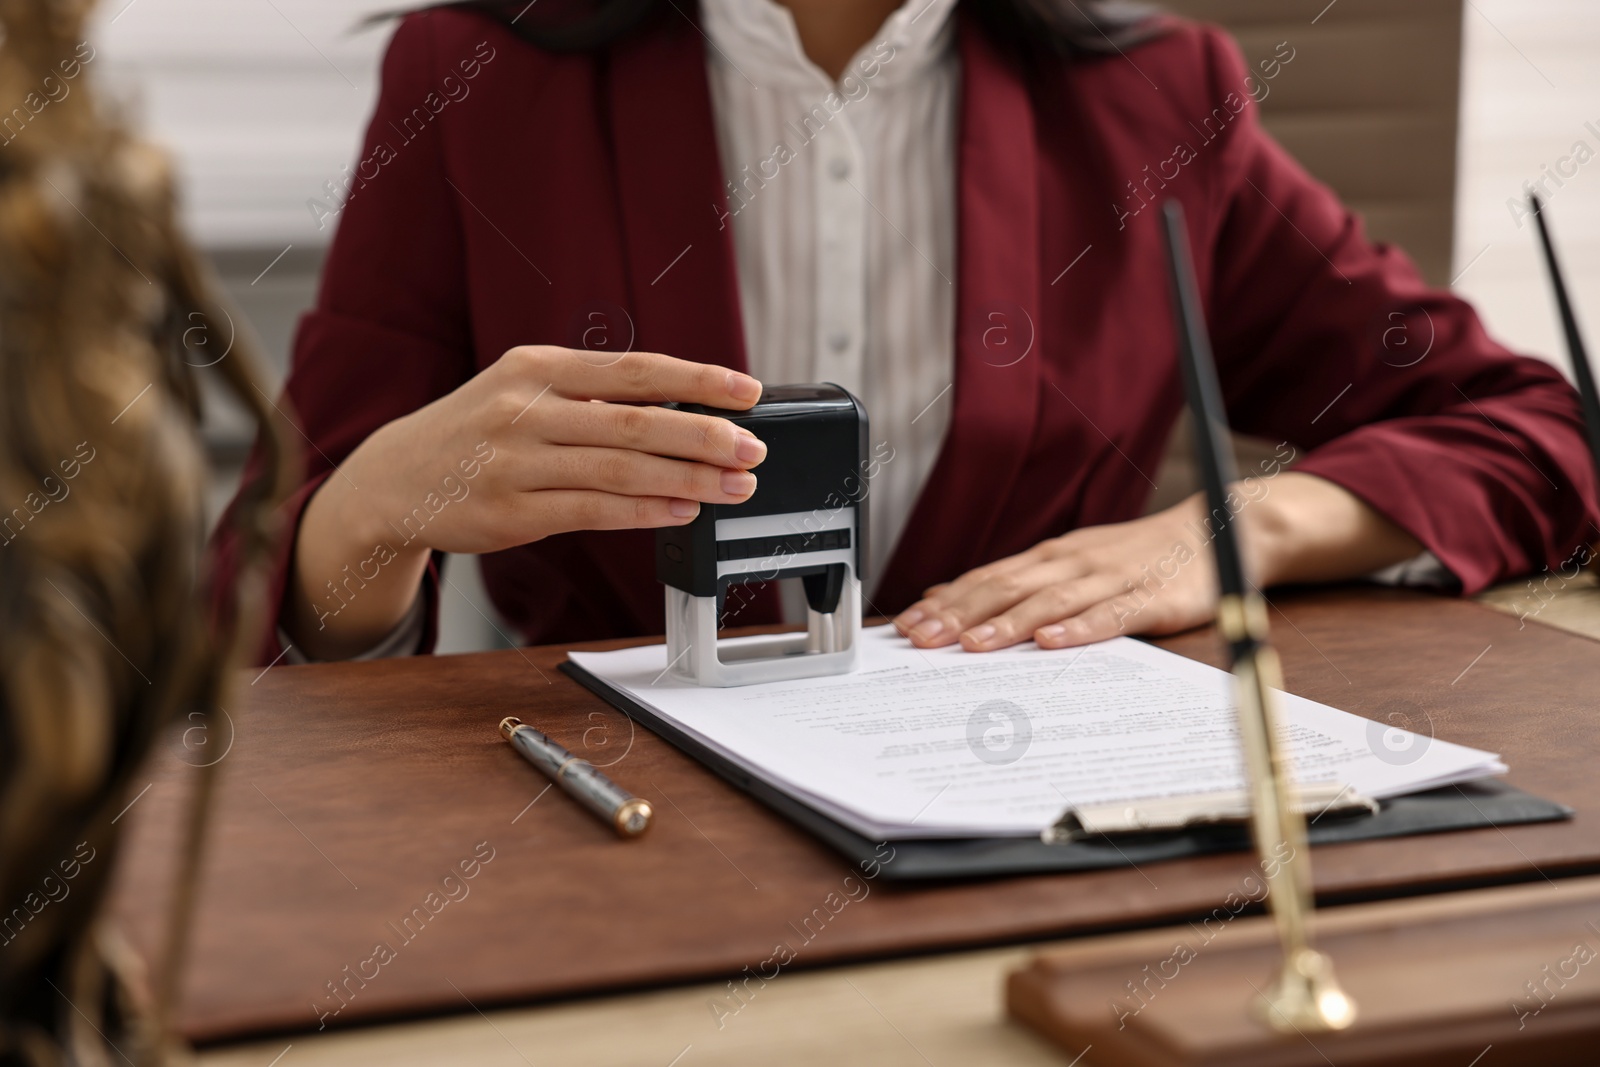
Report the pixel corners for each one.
[701,0,961,597]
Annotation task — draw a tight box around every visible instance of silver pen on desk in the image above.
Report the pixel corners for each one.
[499,717,653,838]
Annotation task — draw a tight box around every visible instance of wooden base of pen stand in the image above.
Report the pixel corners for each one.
[1007,875,1600,1067]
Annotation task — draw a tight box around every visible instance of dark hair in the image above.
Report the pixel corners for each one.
[428,0,1163,58]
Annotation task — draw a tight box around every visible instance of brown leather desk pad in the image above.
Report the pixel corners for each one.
[110,588,1600,1044]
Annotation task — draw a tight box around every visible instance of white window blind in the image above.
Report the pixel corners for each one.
[90,0,390,247]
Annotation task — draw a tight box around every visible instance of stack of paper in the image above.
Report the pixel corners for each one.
[568,626,1505,840]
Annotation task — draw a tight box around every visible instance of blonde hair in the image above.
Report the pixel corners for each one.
[0,0,295,1061]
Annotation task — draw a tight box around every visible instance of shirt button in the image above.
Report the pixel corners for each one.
[828,331,851,353]
[828,157,850,180]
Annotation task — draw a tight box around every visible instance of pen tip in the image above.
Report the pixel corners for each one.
[499,716,521,740]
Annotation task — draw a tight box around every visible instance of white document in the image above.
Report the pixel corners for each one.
[568,626,1505,840]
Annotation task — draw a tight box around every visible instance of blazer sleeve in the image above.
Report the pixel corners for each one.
[1193,28,1597,594]
[210,13,476,664]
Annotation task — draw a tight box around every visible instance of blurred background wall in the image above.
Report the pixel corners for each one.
[84,0,1600,654]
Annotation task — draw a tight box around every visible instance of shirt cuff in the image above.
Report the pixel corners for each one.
[1368,550,1458,591]
[278,593,427,665]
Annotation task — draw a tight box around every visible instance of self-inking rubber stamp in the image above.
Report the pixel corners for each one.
[656,384,867,687]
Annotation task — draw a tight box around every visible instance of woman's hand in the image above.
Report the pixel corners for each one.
[892,472,1423,652]
[287,346,767,659]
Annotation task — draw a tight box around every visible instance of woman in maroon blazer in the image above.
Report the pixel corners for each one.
[216,0,1596,664]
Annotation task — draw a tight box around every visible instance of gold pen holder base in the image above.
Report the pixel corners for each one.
[1007,876,1600,1067]
[1255,947,1357,1033]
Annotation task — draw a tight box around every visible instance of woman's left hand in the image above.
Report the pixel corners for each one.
[891,472,1424,652]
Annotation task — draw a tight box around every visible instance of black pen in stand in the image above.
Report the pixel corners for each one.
[1159,200,1356,1033]
[1529,193,1600,481]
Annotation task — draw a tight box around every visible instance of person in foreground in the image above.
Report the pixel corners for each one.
[214,0,1598,664]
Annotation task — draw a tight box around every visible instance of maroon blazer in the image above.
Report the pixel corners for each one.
[214,6,1597,662]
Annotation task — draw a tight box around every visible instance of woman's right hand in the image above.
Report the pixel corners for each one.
[285,346,767,659]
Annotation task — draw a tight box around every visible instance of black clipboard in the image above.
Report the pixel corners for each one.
[560,659,1572,882]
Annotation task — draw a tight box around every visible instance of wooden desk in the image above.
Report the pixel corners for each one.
[102,584,1599,1063]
